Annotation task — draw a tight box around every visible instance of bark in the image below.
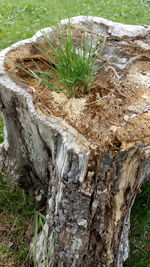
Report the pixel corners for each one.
[0,16,150,267]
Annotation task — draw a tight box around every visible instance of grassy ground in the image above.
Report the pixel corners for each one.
[0,174,36,266]
[124,180,150,267]
[0,171,48,267]
[0,0,150,266]
[0,0,150,50]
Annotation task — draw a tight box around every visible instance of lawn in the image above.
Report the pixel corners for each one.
[0,0,150,266]
[0,0,150,50]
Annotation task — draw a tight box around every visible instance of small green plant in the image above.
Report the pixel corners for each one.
[19,28,106,98]
[33,212,55,267]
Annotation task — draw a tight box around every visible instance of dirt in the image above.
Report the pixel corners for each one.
[4,36,150,151]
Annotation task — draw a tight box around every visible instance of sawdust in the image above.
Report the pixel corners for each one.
[63,97,87,121]
[51,91,87,121]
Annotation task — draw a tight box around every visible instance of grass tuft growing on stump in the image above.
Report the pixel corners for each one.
[18,29,106,98]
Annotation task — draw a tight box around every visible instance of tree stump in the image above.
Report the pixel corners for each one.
[0,16,150,267]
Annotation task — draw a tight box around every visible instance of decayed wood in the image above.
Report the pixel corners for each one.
[0,16,150,267]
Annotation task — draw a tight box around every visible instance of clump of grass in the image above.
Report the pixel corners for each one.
[20,28,106,98]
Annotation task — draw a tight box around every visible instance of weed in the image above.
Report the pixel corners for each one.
[33,212,54,267]
[19,28,106,98]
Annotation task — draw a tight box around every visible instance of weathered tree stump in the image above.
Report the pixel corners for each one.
[0,16,150,267]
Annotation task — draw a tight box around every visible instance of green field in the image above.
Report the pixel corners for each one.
[0,0,150,266]
[0,0,150,51]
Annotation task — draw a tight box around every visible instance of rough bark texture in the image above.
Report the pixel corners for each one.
[0,16,150,267]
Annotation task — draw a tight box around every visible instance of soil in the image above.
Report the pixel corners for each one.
[4,33,150,151]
